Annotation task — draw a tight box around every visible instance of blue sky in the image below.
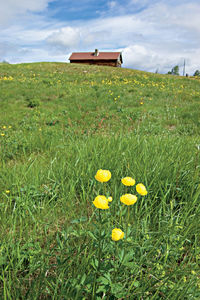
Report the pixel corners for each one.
[1,0,200,74]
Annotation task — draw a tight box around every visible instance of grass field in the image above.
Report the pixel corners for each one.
[0,62,200,299]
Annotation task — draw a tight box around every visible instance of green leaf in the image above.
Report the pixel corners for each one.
[133,281,140,287]
[97,276,109,285]
[80,273,87,285]
[88,231,97,240]
[96,286,107,293]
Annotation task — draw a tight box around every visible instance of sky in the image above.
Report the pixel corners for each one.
[1,0,200,74]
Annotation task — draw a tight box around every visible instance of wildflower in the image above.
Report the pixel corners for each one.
[107,196,112,202]
[8,126,12,129]
[136,183,148,196]
[191,270,196,275]
[2,126,6,129]
[95,169,111,183]
[120,194,137,206]
[140,102,144,105]
[112,228,124,241]
[121,177,135,186]
[93,195,109,209]
[5,190,10,194]
[1,133,5,136]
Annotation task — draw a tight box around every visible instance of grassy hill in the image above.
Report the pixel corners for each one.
[0,63,200,299]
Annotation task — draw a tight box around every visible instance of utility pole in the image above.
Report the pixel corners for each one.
[183,59,186,76]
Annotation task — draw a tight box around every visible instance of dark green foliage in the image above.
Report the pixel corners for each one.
[168,65,179,75]
[193,70,200,77]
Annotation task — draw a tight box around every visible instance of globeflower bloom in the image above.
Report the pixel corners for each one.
[93,195,109,209]
[95,169,111,183]
[136,183,148,196]
[112,228,124,241]
[121,177,135,186]
[120,194,137,206]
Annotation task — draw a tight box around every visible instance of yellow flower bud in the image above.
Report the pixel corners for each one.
[121,177,135,186]
[136,183,148,196]
[107,196,112,202]
[112,228,124,241]
[95,169,111,183]
[120,194,137,206]
[93,195,109,209]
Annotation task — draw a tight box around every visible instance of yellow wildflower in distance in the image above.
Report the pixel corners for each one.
[95,169,111,183]
[5,190,10,194]
[112,228,124,241]
[136,183,148,196]
[1,133,5,136]
[120,194,137,206]
[121,177,135,186]
[93,195,109,209]
[107,196,112,202]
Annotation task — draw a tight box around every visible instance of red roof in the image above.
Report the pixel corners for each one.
[69,52,122,61]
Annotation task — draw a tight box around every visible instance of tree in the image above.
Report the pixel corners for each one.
[193,70,200,77]
[167,65,179,75]
[171,65,179,75]
[1,60,9,64]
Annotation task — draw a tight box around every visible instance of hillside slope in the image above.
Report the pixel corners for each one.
[0,63,200,299]
[1,62,200,137]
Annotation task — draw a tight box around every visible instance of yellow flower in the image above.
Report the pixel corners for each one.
[93,195,109,209]
[5,190,10,194]
[107,196,112,202]
[121,177,135,186]
[112,228,124,241]
[191,270,196,275]
[1,133,5,136]
[2,126,6,129]
[8,126,12,129]
[136,183,148,196]
[95,169,111,183]
[120,194,137,205]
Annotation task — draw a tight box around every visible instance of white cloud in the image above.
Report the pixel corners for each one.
[46,27,81,50]
[1,0,200,74]
[122,44,200,74]
[0,0,52,27]
[108,1,118,9]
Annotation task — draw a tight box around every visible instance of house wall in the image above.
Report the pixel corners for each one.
[70,60,118,67]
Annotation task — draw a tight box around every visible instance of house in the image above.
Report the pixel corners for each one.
[69,49,123,67]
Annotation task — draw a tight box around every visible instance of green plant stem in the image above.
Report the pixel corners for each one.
[92,210,102,299]
[126,206,130,241]
[97,210,102,271]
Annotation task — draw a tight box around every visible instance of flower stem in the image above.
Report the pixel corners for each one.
[126,206,130,241]
[92,210,102,299]
[97,210,102,271]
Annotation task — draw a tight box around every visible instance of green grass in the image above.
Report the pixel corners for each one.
[0,62,200,299]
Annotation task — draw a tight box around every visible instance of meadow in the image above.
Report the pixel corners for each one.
[0,62,200,299]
